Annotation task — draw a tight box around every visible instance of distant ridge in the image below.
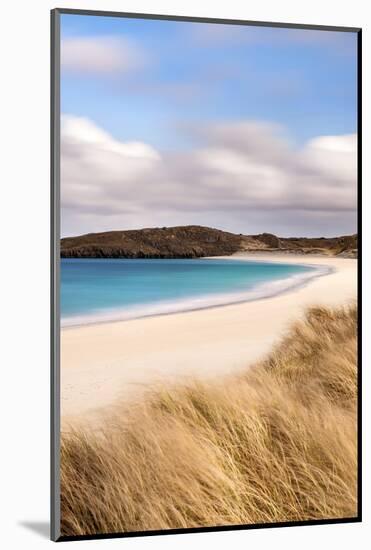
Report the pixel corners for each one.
[61,225,357,259]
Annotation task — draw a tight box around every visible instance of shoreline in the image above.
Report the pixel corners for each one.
[61,253,357,427]
[61,257,332,329]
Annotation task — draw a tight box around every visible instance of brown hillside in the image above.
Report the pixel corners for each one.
[61,225,357,259]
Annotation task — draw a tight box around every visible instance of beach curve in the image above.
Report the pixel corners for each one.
[61,253,357,427]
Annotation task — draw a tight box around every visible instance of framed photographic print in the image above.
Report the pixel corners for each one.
[51,8,361,542]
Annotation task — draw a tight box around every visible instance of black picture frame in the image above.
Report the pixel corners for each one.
[51,8,362,542]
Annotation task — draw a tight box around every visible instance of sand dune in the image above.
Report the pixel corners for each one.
[61,303,357,536]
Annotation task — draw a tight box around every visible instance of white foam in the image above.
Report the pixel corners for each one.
[61,263,332,328]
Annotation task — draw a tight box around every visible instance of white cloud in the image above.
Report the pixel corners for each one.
[62,115,160,159]
[307,133,356,153]
[302,134,357,183]
[61,115,357,237]
[61,115,161,219]
[61,36,146,75]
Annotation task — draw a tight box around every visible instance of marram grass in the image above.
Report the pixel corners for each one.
[61,303,357,536]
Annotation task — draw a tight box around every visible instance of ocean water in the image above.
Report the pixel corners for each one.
[60,258,324,327]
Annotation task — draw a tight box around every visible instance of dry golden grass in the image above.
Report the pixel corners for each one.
[61,304,358,536]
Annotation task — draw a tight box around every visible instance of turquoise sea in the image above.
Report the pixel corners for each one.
[61,258,324,327]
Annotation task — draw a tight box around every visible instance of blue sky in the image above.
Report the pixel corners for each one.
[60,14,358,237]
[61,14,357,150]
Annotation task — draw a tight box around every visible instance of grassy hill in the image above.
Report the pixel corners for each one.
[61,225,357,259]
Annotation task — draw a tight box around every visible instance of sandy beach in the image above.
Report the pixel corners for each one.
[61,253,357,427]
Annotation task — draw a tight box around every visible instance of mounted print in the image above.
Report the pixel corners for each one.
[51,9,361,542]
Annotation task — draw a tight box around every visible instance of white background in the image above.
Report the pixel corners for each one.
[0,0,368,548]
